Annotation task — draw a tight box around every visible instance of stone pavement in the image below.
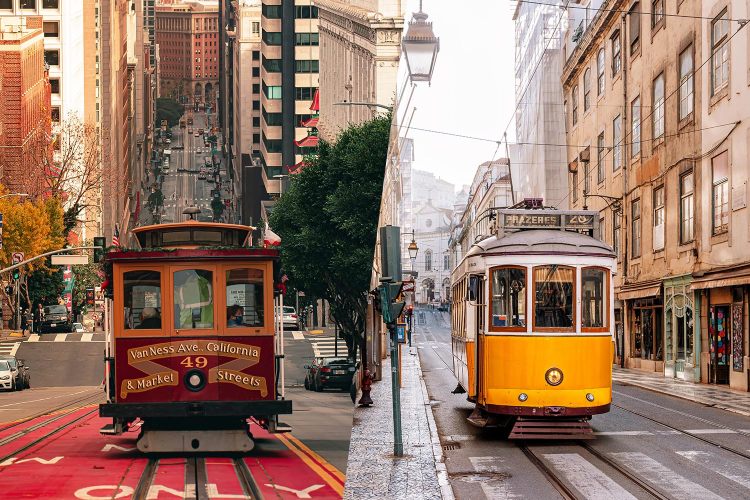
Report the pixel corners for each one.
[613,366,750,417]
[344,348,453,500]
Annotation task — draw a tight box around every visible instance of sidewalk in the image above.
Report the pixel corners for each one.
[344,349,452,500]
[0,330,24,341]
[613,366,750,417]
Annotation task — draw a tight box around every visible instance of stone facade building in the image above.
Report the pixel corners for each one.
[0,16,50,194]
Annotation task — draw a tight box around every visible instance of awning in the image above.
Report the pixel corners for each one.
[309,89,320,111]
[288,161,308,174]
[691,273,750,290]
[618,282,661,301]
[302,116,319,128]
[295,135,319,148]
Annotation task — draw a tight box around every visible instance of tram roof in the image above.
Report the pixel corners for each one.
[471,229,615,258]
[132,221,257,249]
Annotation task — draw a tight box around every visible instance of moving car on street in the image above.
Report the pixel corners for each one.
[276,306,300,330]
[304,357,356,392]
[0,355,29,390]
[39,304,72,334]
[72,322,85,333]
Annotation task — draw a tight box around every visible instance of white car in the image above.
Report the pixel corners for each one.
[72,322,85,333]
[275,306,301,330]
[0,359,19,391]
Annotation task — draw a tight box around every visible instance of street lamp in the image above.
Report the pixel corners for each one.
[407,235,418,261]
[273,174,289,196]
[401,0,440,84]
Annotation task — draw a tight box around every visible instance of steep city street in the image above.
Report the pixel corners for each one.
[415,308,750,499]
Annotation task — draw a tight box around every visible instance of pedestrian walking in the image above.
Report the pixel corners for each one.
[20,310,28,336]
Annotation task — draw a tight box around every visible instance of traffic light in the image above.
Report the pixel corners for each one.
[379,281,405,325]
[11,268,19,281]
[93,236,106,263]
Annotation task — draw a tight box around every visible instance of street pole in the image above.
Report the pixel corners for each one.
[388,321,403,456]
[334,322,338,357]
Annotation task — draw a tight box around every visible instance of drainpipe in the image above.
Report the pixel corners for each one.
[620,12,628,369]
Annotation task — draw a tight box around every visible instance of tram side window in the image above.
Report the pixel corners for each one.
[174,270,214,329]
[226,268,264,327]
[490,267,526,329]
[533,265,574,330]
[124,271,162,330]
[582,268,608,330]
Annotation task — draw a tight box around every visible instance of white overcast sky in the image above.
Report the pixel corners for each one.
[398,0,518,190]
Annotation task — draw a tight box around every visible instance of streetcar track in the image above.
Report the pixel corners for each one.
[0,391,102,434]
[0,406,98,468]
[132,458,158,500]
[519,445,576,500]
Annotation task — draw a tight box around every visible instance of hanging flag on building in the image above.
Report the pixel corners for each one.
[112,224,121,247]
[264,223,281,247]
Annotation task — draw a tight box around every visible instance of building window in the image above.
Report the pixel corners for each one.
[424,250,432,271]
[262,4,282,18]
[295,60,319,73]
[49,78,60,94]
[613,214,621,260]
[711,9,729,95]
[263,84,281,99]
[42,0,59,8]
[443,255,449,271]
[596,48,605,95]
[44,50,60,66]
[571,169,578,202]
[679,46,694,120]
[0,0,10,8]
[252,67,260,77]
[613,114,622,171]
[653,73,664,139]
[251,22,260,35]
[632,198,641,258]
[252,100,260,111]
[596,132,604,183]
[629,2,641,54]
[51,107,60,122]
[680,171,694,243]
[653,186,665,251]
[20,0,36,9]
[253,117,260,127]
[262,30,282,46]
[612,31,621,76]
[631,96,641,157]
[571,85,578,125]
[651,0,664,28]
[263,59,282,73]
[43,21,59,37]
[252,83,259,94]
[712,151,729,234]
[295,33,319,46]
[262,132,282,153]
[253,133,260,144]
[295,87,316,100]
[263,109,283,126]
[295,6,319,18]
[583,68,591,111]
[252,50,260,61]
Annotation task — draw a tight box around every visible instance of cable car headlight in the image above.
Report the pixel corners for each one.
[586,393,595,402]
[185,370,206,392]
[545,367,563,386]
[518,393,528,402]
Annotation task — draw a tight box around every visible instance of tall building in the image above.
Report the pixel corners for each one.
[512,0,567,207]
[155,0,219,104]
[0,16,51,194]
[316,0,403,141]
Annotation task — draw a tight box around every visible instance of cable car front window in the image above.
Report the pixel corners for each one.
[490,267,526,329]
[174,270,214,329]
[123,270,162,330]
[582,267,608,330]
[533,265,575,330]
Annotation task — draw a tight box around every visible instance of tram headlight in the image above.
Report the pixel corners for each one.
[184,370,206,392]
[545,367,563,386]
[586,393,595,402]
[518,393,528,402]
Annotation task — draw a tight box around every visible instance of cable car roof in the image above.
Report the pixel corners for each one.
[472,229,615,258]
[133,221,257,249]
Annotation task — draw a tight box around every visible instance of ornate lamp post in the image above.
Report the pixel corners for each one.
[401,0,440,84]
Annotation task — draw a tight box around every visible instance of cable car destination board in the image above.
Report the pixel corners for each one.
[496,209,600,238]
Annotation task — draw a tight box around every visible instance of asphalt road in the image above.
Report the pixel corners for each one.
[416,308,750,499]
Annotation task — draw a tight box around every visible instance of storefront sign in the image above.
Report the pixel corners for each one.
[732,303,743,372]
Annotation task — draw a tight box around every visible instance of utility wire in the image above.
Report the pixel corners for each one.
[555,19,748,209]
[515,0,749,24]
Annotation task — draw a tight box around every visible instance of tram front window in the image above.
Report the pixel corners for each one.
[123,271,162,330]
[226,268,264,327]
[174,270,214,329]
[582,267,608,329]
[490,267,526,329]
[533,265,574,330]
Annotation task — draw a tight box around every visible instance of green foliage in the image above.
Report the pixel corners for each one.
[27,266,64,309]
[269,115,390,357]
[155,98,185,128]
[71,263,104,315]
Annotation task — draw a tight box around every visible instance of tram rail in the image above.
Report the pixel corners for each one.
[0,390,103,435]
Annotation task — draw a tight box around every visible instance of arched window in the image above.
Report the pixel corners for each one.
[424,249,432,271]
[583,67,592,110]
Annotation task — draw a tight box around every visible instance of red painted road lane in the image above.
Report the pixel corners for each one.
[0,410,147,500]
[245,429,343,499]
[204,458,247,498]
[0,405,96,449]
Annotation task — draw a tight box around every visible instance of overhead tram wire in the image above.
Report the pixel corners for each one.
[514,0,750,25]
[555,18,750,209]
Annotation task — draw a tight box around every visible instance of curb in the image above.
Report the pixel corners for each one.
[415,348,455,500]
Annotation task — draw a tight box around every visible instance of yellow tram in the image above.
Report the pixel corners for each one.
[451,203,616,438]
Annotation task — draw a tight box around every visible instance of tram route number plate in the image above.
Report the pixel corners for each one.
[501,213,595,231]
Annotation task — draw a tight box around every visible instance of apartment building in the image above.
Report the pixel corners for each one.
[0,16,51,194]
[155,0,219,103]
[315,0,403,141]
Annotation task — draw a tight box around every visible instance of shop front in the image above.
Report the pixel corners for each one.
[620,281,664,373]
[692,267,750,391]
[663,275,698,382]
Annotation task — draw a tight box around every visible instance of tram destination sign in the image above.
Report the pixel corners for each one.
[498,210,598,235]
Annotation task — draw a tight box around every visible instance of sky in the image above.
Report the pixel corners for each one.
[398,0,518,190]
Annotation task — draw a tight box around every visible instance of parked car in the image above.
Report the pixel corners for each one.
[39,304,72,334]
[72,322,85,333]
[0,359,19,391]
[304,357,357,392]
[0,355,29,390]
[275,306,300,330]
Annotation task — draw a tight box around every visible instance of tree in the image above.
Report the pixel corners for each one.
[269,115,390,357]
[71,262,104,316]
[156,98,185,128]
